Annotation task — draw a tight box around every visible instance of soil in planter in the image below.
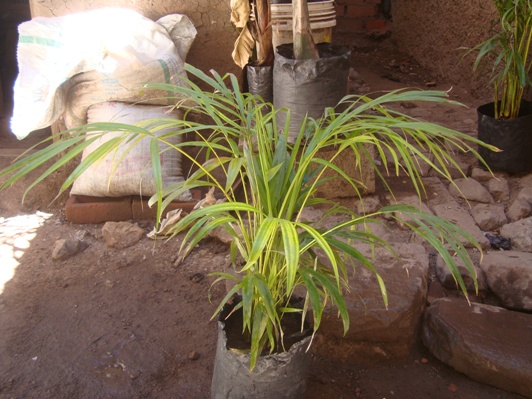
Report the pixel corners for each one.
[221,296,312,355]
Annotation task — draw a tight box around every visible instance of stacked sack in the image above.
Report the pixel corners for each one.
[12,8,197,199]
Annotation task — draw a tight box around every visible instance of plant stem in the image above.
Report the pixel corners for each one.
[255,0,274,66]
[292,0,319,60]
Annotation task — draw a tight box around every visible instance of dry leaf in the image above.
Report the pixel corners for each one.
[232,26,255,69]
[230,0,250,28]
[147,208,183,238]
[193,187,218,210]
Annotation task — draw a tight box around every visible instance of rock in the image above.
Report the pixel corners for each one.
[500,217,532,252]
[507,198,532,222]
[318,243,429,363]
[470,203,507,231]
[75,229,91,240]
[443,157,473,180]
[426,279,447,305]
[470,167,493,182]
[423,298,532,398]
[414,152,435,177]
[487,177,509,202]
[102,221,145,249]
[355,195,381,214]
[480,251,532,311]
[435,254,486,292]
[348,68,368,94]
[431,203,490,249]
[349,80,362,94]
[516,186,532,205]
[389,194,433,230]
[51,239,89,261]
[348,67,361,80]
[448,383,458,393]
[189,273,205,283]
[423,177,489,249]
[426,155,471,179]
[448,178,494,203]
[519,173,532,188]
[357,84,371,94]
[357,222,396,243]
[209,226,234,244]
[299,207,325,223]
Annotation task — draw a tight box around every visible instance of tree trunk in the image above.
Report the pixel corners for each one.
[292,0,319,60]
[255,0,274,66]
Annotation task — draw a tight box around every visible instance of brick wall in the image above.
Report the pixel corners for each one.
[334,0,390,34]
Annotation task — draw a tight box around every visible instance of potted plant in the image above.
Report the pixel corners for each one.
[274,0,351,141]
[231,0,274,102]
[231,0,342,115]
[0,64,494,398]
[471,0,532,173]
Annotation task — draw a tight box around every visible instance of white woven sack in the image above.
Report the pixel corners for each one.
[11,9,197,138]
[71,102,192,200]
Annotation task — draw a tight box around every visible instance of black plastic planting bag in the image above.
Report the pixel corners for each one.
[210,301,312,399]
[477,101,532,174]
[273,43,351,141]
[246,64,273,103]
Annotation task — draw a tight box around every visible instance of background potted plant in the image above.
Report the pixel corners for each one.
[274,0,351,141]
[231,0,274,102]
[231,0,345,121]
[0,64,494,397]
[472,0,532,173]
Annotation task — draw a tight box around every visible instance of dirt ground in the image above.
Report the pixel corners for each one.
[0,36,527,399]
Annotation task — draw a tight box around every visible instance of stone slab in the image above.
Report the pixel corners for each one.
[423,177,490,249]
[449,177,494,203]
[435,254,486,292]
[501,217,532,252]
[423,298,532,398]
[480,251,532,311]
[317,243,428,363]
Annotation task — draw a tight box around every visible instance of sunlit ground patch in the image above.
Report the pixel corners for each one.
[0,212,52,294]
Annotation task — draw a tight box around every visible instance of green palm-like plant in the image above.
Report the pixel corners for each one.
[1,64,494,371]
[472,0,532,119]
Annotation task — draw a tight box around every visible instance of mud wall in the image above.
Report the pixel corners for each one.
[335,0,391,34]
[392,0,496,99]
[29,0,240,80]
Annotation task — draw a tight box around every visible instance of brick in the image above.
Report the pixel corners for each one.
[334,5,346,17]
[365,19,389,33]
[334,18,365,33]
[65,195,133,224]
[347,5,377,18]
[66,190,203,224]
[131,189,202,220]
